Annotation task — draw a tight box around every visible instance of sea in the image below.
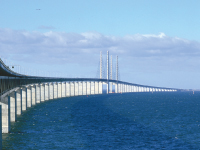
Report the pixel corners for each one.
[2,92,200,149]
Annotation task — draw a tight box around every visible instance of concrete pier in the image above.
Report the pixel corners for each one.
[83,82,87,95]
[95,82,99,94]
[70,82,75,96]
[0,79,177,135]
[66,82,70,97]
[58,83,62,98]
[22,88,27,111]
[10,92,16,122]
[27,86,32,108]
[87,81,91,95]
[45,84,49,101]
[1,96,10,133]
[61,82,66,97]
[31,85,36,105]
[16,89,22,115]
[53,83,58,99]
[99,82,103,94]
[49,83,53,99]
[40,84,45,102]
[36,84,41,103]
[75,82,79,96]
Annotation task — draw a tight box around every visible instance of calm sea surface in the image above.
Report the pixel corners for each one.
[2,92,200,149]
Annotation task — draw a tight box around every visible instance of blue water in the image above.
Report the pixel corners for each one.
[2,92,200,149]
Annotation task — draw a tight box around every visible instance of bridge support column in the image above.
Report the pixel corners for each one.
[124,85,126,93]
[70,82,75,96]
[110,82,112,93]
[16,89,22,115]
[87,81,91,95]
[22,88,27,111]
[82,82,87,95]
[45,83,49,101]
[99,82,103,94]
[66,82,70,97]
[49,83,53,99]
[10,91,16,122]
[75,82,79,96]
[40,84,45,102]
[95,82,99,94]
[107,82,109,94]
[53,83,58,99]
[132,86,135,92]
[36,84,41,103]
[79,82,83,95]
[1,96,10,133]
[85,82,88,95]
[119,84,122,93]
[140,87,142,92]
[138,87,141,92]
[118,84,120,93]
[58,83,62,98]
[31,85,36,105]
[27,86,32,108]
[91,82,94,95]
[62,82,66,97]
[114,83,118,93]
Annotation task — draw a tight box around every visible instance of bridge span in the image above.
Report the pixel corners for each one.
[0,56,179,148]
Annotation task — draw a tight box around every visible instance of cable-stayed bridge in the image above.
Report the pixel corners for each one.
[0,51,179,148]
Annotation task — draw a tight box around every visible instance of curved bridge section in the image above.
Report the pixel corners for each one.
[0,58,179,137]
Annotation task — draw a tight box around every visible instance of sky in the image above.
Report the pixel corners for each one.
[0,0,200,89]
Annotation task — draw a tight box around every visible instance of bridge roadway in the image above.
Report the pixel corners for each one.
[0,58,179,148]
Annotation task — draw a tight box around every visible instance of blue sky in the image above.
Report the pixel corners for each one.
[1,0,200,89]
[1,0,200,39]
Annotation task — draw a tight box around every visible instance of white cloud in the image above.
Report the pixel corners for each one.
[1,28,200,89]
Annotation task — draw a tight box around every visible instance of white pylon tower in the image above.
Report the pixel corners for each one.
[116,55,118,81]
[116,55,118,93]
[110,55,112,79]
[100,51,102,79]
[107,51,109,94]
[110,55,112,93]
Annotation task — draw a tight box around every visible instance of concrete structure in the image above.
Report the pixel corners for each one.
[0,53,180,150]
[0,79,178,134]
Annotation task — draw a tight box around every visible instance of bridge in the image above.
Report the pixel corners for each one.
[0,51,179,147]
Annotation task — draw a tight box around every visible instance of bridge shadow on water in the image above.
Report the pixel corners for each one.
[2,92,199,149]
